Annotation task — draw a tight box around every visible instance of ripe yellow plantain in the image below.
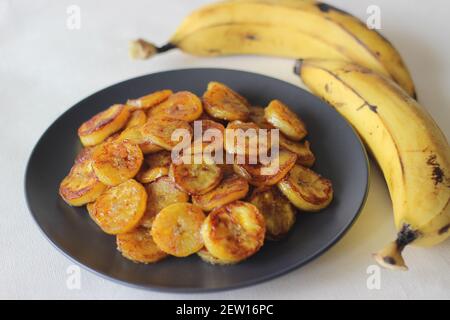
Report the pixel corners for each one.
[130,0,415,97]
[297,59,450,269]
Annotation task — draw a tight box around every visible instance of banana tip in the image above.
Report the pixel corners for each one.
[373,241,408,271]
[293,59,304,76]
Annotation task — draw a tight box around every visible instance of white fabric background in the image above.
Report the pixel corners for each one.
[1,0,449,299]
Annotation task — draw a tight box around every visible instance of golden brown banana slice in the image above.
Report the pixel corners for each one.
[192,175,249,211]
[144,150,172,168]
[137,166,169,184]
[203,81,250,121]
[265,100,307,141]
[249,187,296,240]
[125,110,147,129]
[141,176,189,228]
[92,140,143,186]
[248,106,274,129]
[277,165,333,211]
[116,227,167,264]
[88,179,147,234]
[169,157,222,195]
[201,201,265,262]
[78,104,130,146]
[117,124,164,154]
[59,148,107,206]
[279,135,315,167]
[192,119,225,152]
[147,91,203,122]
[126,89,172,110]
[234,149,297,187]
[141,117,193,151]
[224,121,272,157]
[151,203,205,257]
[197,247,236,265]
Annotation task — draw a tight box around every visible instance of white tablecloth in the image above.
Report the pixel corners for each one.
[1,0,449,299]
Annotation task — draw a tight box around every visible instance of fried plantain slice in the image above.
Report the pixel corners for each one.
[197,247,236,265]
[248,105,274,129]
[144,150,172,168]
[78,104,130,146]
[277,165,333,211]
[192,119,225,153]
[125,110,147,129]
[137,166,169,184]
[88,179,147,234]
[59,148,107,206]
[169,156,222,195]
[279,135,315,167]
[116,226,167,263]
[117,124,164,154]
[147,91,203,122]
[126,89,173,110]
[141,117,193,151]
[203,82,250,121]
[264,100,307,141]
[92,139,143,186]
[201,201,265,262]
[224,121,271,158]
[249,187,296,240]
[140,176,189,228]
[192,175,249,211]
[234,149,297,187]
[151,203,205,257]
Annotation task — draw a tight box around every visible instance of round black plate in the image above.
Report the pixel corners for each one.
[25,68,368,292]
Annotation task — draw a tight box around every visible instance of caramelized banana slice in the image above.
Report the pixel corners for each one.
[203,82,250,121]
[78,104,130,146]
[249,187,296,240]
[92,140,143,186]
[89,179,147,234]
[192,175,249,211]
[265,100,307,141]
[141,117,192,150]
[126,89,172,110]
[192,119,225,152]
[147,91,203,122]
[59,148,107,206]
[151,203,205,257]
[169,157,222,195]
[201,201,265,262]
[137,166,169,184]
[141,176,189,228]
[117,124,164,154]
[248,106,274,129]
[279,135,315,167]
[116,227,167,263]
[197,247,236,265]
[125,110,147,129]
[144,150,172,168]
[224,121,270,157]
[234,149,297,187]
[277,165,333,211]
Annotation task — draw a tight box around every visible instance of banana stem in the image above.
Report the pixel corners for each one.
[129,39,176,60]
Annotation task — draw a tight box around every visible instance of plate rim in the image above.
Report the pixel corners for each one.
[24,67,370,293]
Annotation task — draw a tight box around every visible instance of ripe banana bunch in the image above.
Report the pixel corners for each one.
[296,59,450,270]
[130,0,416,97]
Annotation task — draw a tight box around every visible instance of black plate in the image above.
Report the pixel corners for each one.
[25,68,368,292]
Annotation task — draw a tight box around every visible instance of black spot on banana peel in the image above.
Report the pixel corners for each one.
[438,223,450,235]
[316,2,347,14]
[373,224,419,271]
[427,154,445,186]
